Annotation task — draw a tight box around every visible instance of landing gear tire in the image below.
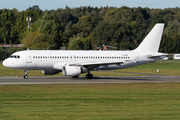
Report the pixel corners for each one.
[23,75,28,79]
[24,70,29,79]
[72,76,79,78]
[86,74,93,79]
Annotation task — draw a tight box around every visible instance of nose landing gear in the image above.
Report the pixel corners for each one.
[23,70,28,79]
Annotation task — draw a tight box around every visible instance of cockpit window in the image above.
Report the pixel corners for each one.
[9,55,20,59]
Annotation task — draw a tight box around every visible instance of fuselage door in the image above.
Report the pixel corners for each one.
[26,52,32,63]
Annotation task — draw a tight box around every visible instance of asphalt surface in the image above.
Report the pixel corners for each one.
[0,76,180,85]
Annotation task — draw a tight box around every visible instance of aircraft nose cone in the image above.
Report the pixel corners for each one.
[2,59,8,67]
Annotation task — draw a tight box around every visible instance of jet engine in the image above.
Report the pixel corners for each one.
[62,65,82,76]
[42,70,61,75]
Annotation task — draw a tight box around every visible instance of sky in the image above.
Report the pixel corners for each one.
[0,0,180,11]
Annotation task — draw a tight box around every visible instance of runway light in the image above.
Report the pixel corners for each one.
[157,69,159,72]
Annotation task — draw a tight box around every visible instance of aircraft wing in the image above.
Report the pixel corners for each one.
[80,61,124,69]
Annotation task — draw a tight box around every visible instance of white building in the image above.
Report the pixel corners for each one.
[173,54,180,60]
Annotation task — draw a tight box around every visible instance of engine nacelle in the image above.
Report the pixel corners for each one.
[62,65,81,76]
[42,70,60,75]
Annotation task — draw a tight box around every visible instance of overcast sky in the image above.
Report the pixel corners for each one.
[1,0,180,11]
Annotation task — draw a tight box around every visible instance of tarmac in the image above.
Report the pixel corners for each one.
[0,75,180,85]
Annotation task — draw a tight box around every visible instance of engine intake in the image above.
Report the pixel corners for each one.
[62,65,81,76]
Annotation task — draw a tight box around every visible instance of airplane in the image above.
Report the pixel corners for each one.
[2,23,167,79]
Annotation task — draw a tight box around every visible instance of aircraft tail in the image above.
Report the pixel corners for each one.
[134,23,165,53]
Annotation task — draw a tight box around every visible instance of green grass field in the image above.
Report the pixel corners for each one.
[113,61,180,76]
[1,60,180,119]
[1,83,180,120]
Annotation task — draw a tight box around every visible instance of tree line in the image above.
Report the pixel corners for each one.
[1,5,180,54]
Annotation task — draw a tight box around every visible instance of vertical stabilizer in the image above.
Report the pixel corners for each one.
[134,23,164,53]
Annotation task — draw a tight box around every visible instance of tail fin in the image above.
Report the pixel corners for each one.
[134,23,165,53]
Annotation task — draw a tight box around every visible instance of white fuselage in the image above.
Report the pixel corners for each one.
[2,50,161,71]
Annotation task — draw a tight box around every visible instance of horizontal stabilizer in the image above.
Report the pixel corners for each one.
[148,54,168,59]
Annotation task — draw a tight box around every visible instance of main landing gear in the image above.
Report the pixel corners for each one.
[72,76,79,78]
[23,70,28,79]
[86,70,93,79]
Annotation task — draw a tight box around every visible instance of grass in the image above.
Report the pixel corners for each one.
[1,83,180,119]
[113,62,180,76]
[1,60,180,77]
[1,61,180,119]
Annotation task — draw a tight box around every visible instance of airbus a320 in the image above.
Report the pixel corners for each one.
[2,23,167,79]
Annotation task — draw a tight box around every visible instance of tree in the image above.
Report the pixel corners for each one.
[23,32,55,50]
[72,15,93,37]
[32,33,55,49]
[160,20,180,53]
[0,9,16,44]
[35,10,63,49]
[67,32,92,50]
[92,20,133,50]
